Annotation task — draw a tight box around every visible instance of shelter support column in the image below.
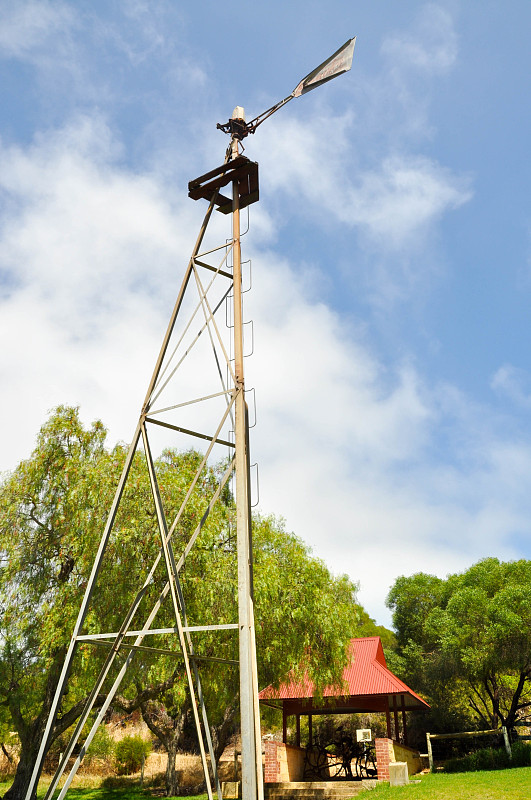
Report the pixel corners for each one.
[393,695,400,742]
[401,695,408,745]
[282,706,287,744]
[385,705,392,739]
[308,714,312,746]
[296,715,301,748]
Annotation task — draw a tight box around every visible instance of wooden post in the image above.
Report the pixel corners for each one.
[385,706,392,739]
[393,695,399,742]
[296,715,301,748]
[401,695,408,745]
[308,714,313,746]
[426,733,433,772]
[282,707,287,744]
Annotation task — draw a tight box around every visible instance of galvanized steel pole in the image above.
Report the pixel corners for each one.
[231,135,259,800]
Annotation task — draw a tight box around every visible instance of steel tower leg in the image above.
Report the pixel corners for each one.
[231,137,262,800]
[24,196,219,800]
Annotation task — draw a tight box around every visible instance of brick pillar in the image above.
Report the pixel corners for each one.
[375,738,392,782]
[264,741,280,783]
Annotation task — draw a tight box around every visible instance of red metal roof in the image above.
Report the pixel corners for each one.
[259,637,429,710]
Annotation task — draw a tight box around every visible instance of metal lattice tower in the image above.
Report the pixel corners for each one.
[25,38,355,800]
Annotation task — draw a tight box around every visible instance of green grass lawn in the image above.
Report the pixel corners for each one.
[0,780,211,800]
[1,771,530,800]
[0,773,211,800]
[0,779,158,800]
[366,767,531,800]
[39,790,152,800]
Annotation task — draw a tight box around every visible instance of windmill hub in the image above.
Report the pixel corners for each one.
[217,106,249,141]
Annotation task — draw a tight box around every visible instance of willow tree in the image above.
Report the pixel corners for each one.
[0,407,360,799]
[0,407,232,800]
[130,513,359,795]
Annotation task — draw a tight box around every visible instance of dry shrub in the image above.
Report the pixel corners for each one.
[145,753,238,794]
[176,754,206,792]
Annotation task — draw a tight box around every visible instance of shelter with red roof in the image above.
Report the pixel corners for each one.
[259,636,429,748]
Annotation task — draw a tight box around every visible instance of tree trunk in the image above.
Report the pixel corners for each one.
[165,739,180,798]
[211,703,237,763]
[504,670,529,732]
[3,671,108,800]
[3,736,41,800]
[140,700,187,798]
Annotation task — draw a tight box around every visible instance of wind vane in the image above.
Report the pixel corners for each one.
[216,38,356,140]
[26,38,355,800]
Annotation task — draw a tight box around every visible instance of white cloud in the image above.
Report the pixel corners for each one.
[0,116,196,332]
[256,113,471,252]
[0,116,203,467]
[242,252,531,623]
[491,363,531,408]
[246,260,433,465]
[0,1,75,60]
[345,154,471,248]
[381,4,458,76]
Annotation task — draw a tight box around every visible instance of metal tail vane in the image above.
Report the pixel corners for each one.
[217,37,356,141]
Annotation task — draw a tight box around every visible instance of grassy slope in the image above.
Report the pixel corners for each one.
[367,768,531,800]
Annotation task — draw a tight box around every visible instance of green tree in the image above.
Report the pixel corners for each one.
[0,407,229,800]
[387,558,531,735]
[117,514,361,796]
[354,605,396,653]
[0,407,361,799]
[114,734,151,775]
[0,407,117,800]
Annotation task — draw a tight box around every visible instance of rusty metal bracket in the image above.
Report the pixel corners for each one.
[188,156,259,214]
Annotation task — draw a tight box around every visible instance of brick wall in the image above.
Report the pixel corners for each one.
[264,741,280,783]
[264,742,306,783]
[375,738,394,782]
[375,738,422,781]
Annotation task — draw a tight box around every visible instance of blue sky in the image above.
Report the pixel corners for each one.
[1,0,531,625]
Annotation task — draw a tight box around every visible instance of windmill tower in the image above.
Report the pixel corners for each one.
[25,38,355,800]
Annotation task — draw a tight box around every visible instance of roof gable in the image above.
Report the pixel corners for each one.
[259,636,429,709]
